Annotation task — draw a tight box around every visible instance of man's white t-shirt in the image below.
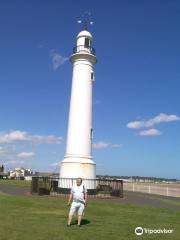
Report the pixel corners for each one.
[71,184,87,202]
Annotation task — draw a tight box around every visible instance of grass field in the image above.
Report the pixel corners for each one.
[0,179,31,187]
[0,191,179,240]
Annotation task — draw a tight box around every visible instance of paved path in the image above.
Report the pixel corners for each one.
[117,191,180,210]
[88,191,180,210]
[0,184,179,210]
[0,184,30,196]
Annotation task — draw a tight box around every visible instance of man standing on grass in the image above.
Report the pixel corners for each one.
[67,178,87,227]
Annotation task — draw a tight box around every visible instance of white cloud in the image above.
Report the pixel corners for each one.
[5,160,25,165]
[93,141,110,149]
[146,113,180,127]
[0,131,27,143]
[127,121,144,129]
[138,128,162,137]
[111,143,122,148]
[28,134,63,144]
[17,152,35,158]
[127,113,180,129]
[0,130,63,144]
[50,50,68,71]
[49,162,61,167]
[0,146,7,155]
[93,141,122,150]
[93,99,101,105]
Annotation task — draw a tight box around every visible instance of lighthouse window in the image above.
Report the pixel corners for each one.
[91,72,94,81]
[90,128,93,139]
[85,38,91,48]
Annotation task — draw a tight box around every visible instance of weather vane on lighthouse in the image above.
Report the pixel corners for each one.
[77,12,94,30]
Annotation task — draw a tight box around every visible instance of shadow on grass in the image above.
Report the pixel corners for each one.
[72,219,90,226]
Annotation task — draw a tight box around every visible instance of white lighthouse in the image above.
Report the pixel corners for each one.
[59,27,97,190]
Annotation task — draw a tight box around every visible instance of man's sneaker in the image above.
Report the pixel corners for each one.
[67,224,71,227]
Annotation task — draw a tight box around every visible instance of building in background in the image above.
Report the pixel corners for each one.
[9,168,33,180]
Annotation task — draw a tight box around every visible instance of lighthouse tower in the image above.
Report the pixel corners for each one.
[59,27,97,189]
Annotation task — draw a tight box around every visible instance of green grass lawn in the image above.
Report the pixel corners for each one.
[0,179,31,187]
[0,192,179,240]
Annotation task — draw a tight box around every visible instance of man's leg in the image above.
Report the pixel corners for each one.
[67,202,76,226]
[77,203,85,226]
[67,215,73,226]
[77,215,82,226]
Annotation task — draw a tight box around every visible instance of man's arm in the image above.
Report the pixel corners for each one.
[67,193,73,206]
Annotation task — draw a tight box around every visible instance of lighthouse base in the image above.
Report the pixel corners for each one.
[58,157,96,189]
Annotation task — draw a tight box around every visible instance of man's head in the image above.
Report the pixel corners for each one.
[76,178,82,186]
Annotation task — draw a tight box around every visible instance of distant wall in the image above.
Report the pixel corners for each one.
[123,182,180,197]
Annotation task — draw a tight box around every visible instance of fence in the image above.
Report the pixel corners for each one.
[31,177,123,198]
[124,182,180,197]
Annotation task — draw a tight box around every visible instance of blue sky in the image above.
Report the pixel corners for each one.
[0,0,180,179]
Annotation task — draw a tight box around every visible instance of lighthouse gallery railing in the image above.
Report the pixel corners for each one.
[73,45,95,55]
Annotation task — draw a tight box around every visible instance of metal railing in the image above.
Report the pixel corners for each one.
[73,45,95,55]
[31,177,123,198]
